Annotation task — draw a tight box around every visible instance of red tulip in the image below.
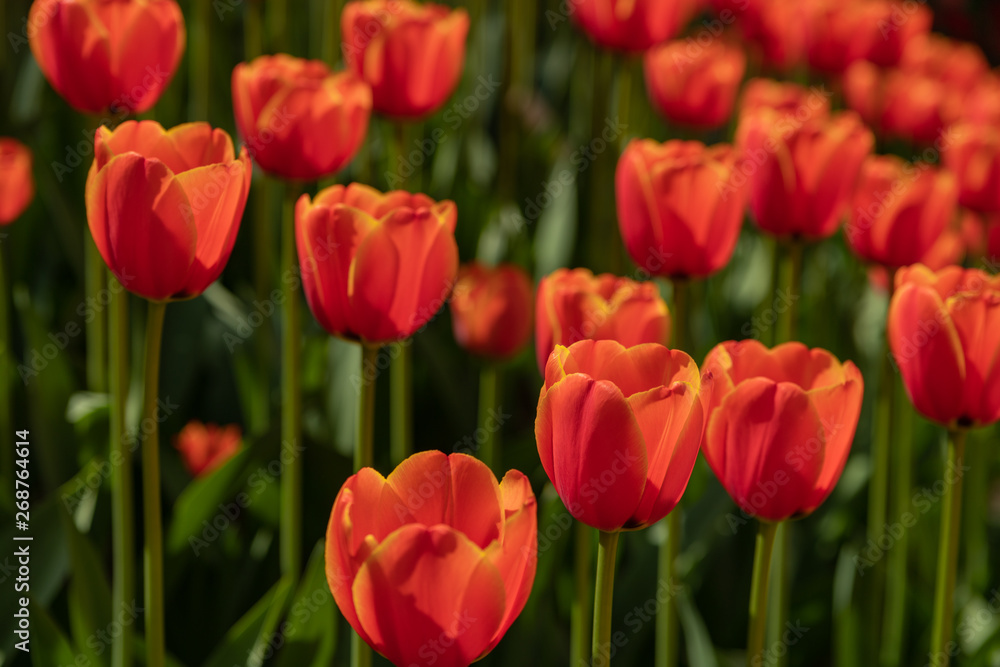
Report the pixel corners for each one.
[535,268,670,374]
[962,74,1000,127]
[568,0,696,53]
[0,139,33,225]
[341,1,469,118]
[232,55,372,181]
[173,421,242,477]
[701,340,864,522]
[943,121,1000,214]
[846,156,957,268]
[842,61,952,146]
[326,451,536,667]
[616,139,748,278]
[85,121,251,301]
[29,0,185,114]
[888,264,1000,428]
[296,182,458,344]
[804,0,886,74]
[900,35,990,93]
[737,0,807,72]
[736,110,873,240]
[535,340,704,531]
[450,262,533,360]
[863,1,931,67]
[737,78,830,125]
[644,40,746,129]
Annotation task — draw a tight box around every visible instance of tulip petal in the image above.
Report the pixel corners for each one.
[385,451,504,550]
[85,153,195,301]
[949,291,1000,424]
[535,374,648,531]
[352,524,506,667]
[804,362,864,512]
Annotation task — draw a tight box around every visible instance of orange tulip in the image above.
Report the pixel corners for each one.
[643,40,746,129]
[900,35,990,93]
[842,61,952,146]
[888,265,1000,428]
[616,139,748,278]
[341,0,469,118]
[0,139,33,225]
[173,421,242,477]
[987,214,1000,264]
[568,0,695,53]
[535,340,704,531]
[296,182,458,344]
[232,55,372,181]
[85,121,251,302]
[535,268,669,374]
[738,0,807,72]
[862,0,931,67]
[943,121,1000,214]
[803,0,886,74]
[701,340,864,522]
[736,110,873,239]
[846,156,957,268]
[450,262,533,360]
[326,451,536,667]
[963,74,1000,127]
[29,0,184,114]
[736,78,830,125]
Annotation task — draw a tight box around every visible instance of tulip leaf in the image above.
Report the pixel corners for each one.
[62,506,112,667]
[203,575,295,667]
[676,588,720,667]
[29,602,78,667]
[533,157,578,278]
[274,541,337,666]
[326,337,361,459]
[166,445,253,554]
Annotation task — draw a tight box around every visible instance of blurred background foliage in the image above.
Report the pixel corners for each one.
[1,0,1000,665]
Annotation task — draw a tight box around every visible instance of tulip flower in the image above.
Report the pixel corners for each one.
[963,74,1000,127]
[864,1,932,67]
[326,451,537,667]
[296,182,458,344]
[643,40,746,129]
[737,78,830,125]
[0,138,33,224]
[901,35,990,93]
[943,121,1000,214]
[568,0,695,53]
[450,262,533,360]
[535,268,669,374]
[842,61,952,146]
[28,0,185,114]
[85,121,252,302]
[616,139,748,279]
[736,110,873,240]
[535,340,704,531]
[803,0,886,74]
[701,340,864,522]
[232,55,372,181]
[888,265,1000,428]
[341,0,469,118]
[846,156,957,268]
[737,0,807,72]
[173,421,242,477]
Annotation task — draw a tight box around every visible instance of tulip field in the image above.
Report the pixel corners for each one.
[3,0,1000,666]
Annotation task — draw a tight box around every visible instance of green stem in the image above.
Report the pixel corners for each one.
[355,345,377,472]
[85,235,108,392]
[963,435,989,593]
[616,57,631,150]
[280,183,303,581]
[110,277,133,667]
[244,0,262,59]
[351,632,372,667]
[267,0,287,53]
[929,429,968,665]
[880,380,912,667]
[0,242,10,501]
[249,177,272,436]
[140,300,167,667]
[592,531,621,665]
[774,241,802,344]
[477,364,500,472]
[390,343,413,465]
[748,521,779,667]
[768,522,791,667]
[571,522,593,667]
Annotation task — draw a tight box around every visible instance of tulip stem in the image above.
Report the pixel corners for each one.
[243,0,263,59]
[774,240,802,344]
[929,429,967,665]
[280,183,303,582]
[593,530,621,665]
[477,363,500,472]
[355,345,377,471]
[572,522,594,667]
[880,381,913,667]
[0,242,10,502]
[110,276,133,667]
[390,343,413,465]
[140,300,167,667]
[748,520,779,667]
[249,177,272,436]
[85,235,108,392]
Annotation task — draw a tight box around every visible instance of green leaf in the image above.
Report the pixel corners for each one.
[676,588,720,667]
[203,575,295,667]
[29,602,78,667]
[274,541,337,666]
[167,445,253,554]
[533,157,578,278]
[62,507,112,667]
